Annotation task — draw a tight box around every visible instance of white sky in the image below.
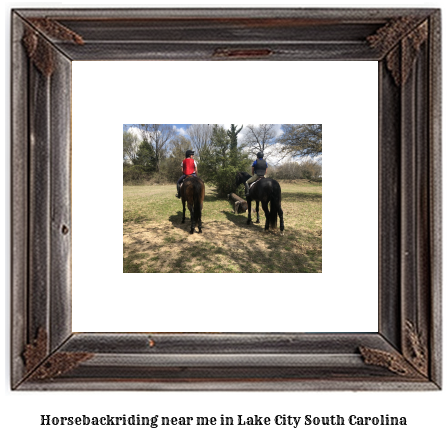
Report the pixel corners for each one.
[125,123,317,165]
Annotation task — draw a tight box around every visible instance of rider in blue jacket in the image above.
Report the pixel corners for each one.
[245,151,268,196]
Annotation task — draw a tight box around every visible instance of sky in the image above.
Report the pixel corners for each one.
[123,123,302,165]
[124,123,283,137]
[122,124,324,165]
[124,123,192,136]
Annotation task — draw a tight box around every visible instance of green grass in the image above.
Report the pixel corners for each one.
[123,252,148,273]
[123,180,322,273]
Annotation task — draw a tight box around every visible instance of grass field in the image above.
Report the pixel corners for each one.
[123,181,322,273]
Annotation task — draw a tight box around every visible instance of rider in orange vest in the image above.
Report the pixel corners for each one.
[175,150,198,198]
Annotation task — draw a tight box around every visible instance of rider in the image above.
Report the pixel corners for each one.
[245,151,268,196]
[175,150,198,198]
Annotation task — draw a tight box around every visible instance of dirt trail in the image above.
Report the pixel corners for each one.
[123,182,322,273]
[123,219,282,273]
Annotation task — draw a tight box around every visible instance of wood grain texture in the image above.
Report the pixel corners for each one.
[11,13,29,389]
[378,59,401,350]
[11,7,442,391]
[49,49,72,350]
[428,10,442,388]
[28,58,51,344]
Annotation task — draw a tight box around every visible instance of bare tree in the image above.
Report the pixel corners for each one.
[123,130,140,163]
[242,124,277,158]
[136,124,176,172]
[186,124,213,159]
[277,124,322,161]
[164,135,192,181]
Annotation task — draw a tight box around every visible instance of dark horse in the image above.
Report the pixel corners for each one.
[235,172,284,234]
[181,176,205,234]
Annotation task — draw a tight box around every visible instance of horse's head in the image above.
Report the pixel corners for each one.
[235,171,250,186]
[235,172,243,187]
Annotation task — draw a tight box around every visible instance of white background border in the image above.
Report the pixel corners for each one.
[72,60,378,333]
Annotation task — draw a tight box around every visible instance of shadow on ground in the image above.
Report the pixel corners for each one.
[124,185,321,273]
[125,217,321,273]
[222,211,266,229]
[168,211,207,233]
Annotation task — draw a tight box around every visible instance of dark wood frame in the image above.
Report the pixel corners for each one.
[11,8,441,390]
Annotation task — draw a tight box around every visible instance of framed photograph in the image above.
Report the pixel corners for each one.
[11,8,441,390]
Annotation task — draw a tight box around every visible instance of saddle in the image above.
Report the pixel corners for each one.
[179,174,196,191]
[249,175,265,188]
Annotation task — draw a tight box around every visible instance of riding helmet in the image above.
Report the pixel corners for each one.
[185,150,195,158]
[257,151,264,159]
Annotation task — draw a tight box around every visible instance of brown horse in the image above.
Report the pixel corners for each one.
[180,176,205,234]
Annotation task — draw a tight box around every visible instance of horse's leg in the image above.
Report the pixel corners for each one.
[261,200,270,231]
[279,204,285,235]
[255,200,260,223]
[246,198,252,225]
[198,209,202,233]
[182,198,186,223]
[189,205,195,234]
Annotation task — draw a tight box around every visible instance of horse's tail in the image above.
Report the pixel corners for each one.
[193,180,203,223]
[269,183,281,230]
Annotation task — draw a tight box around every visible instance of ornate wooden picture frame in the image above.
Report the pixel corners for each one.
[11,8,441,390]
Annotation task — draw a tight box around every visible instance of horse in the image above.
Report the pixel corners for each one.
[180,176,205,234]
[235,171,284,234]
